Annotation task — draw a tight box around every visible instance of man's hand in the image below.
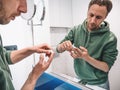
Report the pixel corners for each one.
[21,50,54,90]
[70,46,89,60]
[11,43,53,63]
[57,40,73,53]
[32,43,52,54]
[70,46,109,72]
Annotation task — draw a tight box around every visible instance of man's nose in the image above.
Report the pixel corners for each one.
[19,0,27,13]
[91,17,96,23]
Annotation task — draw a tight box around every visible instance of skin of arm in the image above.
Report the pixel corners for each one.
[10,43,52,64]
[21,51,54,90]
[71,46,109,72]
[10,43,55,89]
[57,41,109,72]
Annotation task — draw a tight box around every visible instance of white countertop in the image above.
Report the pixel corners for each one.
[49,72,106,90]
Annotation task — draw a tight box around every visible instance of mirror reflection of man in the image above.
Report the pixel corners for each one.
[57,0,118,90]
[0,0,54,90]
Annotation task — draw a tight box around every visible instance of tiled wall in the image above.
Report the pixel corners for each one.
[50,27,76,77]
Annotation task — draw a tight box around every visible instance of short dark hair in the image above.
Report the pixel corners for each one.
[88,0,112,15]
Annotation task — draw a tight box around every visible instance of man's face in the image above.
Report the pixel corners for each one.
[0,0,27,24]
[87,4,107,31]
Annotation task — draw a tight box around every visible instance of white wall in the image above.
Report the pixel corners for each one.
[72,0,89,26]
[49,0,73,27]
[50,27,77,77]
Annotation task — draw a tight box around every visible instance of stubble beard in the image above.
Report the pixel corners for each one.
[0,1,7,24]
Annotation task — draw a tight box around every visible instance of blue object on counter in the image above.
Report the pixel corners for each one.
[34,73,81,90]
[4,45,17,51]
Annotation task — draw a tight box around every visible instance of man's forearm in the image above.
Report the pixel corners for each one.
[84,56,109,72]
[11,47,34,63]
[21,73,37,90]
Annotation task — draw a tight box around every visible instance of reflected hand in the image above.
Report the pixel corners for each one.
[58,40,73,52]
[70,46,89,60]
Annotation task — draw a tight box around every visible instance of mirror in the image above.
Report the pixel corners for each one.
[49,0,120,90]
[32,0,45,25]
[21,0,45,25]
[21,0,35,20]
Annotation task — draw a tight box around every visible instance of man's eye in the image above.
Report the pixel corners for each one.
[96,16,102,19]
[90,14,94,17]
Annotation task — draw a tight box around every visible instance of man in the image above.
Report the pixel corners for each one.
[0,0,54,90]
[56,0,118,90]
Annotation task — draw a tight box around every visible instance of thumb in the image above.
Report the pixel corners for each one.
[79,46,87,52]
[39,54,44,64]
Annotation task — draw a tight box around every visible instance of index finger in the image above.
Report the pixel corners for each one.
[72,47,82,54]
[47,51,54,64]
